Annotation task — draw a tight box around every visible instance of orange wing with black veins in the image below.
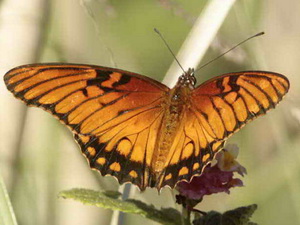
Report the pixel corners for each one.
[156,71,289,189]
[4,63,169,190]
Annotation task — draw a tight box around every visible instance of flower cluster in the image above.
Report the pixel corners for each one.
[176,144,246,207]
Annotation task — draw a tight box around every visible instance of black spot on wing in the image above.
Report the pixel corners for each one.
[95,70,112,78]
[81,88,88,97]
[86,76,110,86]
[201,111,209,120]
[228,75,240,92]
[86,70,111,87]
[216,79,225,92]
[112,74,131,87]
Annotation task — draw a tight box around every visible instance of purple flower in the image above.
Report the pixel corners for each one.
[177,144,246,203]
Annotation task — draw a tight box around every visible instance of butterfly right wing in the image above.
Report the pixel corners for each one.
[4,63,169,190]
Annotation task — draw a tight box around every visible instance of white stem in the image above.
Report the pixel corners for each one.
[109,185,125,225]
[0,171,18,225]
[0,0,49,187]
[162,0,237,88]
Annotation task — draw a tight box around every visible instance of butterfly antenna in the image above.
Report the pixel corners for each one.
[195,32,265,72]
[154,28,186,74]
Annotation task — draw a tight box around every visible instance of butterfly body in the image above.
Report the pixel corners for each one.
[152,68,195,175]
[4,63,289,190]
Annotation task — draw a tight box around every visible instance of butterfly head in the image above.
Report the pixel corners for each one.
[177,68,196,89]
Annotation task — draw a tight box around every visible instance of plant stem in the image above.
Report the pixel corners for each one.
[182,207,191,225]
[162,0,237,88]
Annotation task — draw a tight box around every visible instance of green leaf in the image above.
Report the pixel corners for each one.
[193,204,258,225]
[0,172,18,225]
[59,188,182,225]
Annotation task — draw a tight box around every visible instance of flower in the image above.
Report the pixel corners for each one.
[215,144,247,176]
[176,144,246,204]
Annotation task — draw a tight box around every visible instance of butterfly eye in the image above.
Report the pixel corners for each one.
[190,76,196,86]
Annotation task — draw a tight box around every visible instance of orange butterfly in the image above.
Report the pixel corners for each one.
[4,63,289,190]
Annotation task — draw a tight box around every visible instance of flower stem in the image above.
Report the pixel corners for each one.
[182,207,192,225]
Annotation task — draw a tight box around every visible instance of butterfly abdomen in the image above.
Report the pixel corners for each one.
[151,85,192,174]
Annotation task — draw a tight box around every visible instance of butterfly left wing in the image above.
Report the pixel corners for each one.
[4,63,169,190]
[156,71,289,189]
[191,71,289,138]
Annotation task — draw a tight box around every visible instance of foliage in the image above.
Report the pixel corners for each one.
[59,188,257,225]
[193,204,258,225]
[59,188,182,225]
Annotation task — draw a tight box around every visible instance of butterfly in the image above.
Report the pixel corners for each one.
[4,63,289,190]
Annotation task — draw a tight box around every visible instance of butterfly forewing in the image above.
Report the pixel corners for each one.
[4,63,169,190]
[191,71,289,139]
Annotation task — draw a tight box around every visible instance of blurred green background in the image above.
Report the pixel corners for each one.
[0,0,299,224]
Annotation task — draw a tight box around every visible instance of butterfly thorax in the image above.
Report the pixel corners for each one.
[151,69,196,174]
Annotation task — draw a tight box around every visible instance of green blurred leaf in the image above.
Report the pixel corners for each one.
[0,173,18,225]
[59,188,182,225]
[193,204,258,225]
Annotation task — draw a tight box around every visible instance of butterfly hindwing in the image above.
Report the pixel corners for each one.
[74,103,165,190]
[157,109,225,189]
